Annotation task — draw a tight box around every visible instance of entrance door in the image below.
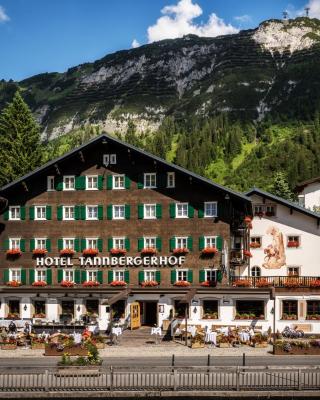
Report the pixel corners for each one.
[144,302,158,326]
[61,300,74,323]
[130,302,141,330]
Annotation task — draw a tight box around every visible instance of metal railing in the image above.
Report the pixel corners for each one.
[0,367,319,392]
[230,276,320,288]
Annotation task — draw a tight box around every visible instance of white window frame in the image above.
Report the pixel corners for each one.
[176,203,188,218]
[175,237,188,249]
[205,269,217,281]
[113,205,125,220]
[63,206,75,221]
[167,172,175,188]
[10,268,21,282]
[204,236,217,248]
[86,238,98,249]
[87,270,98,282]
[113,237,125,249]
[204,201,218,218]
[63,175,75,191]
[143,204,156,219]
[63,269,74,282]
[287,235,301,247]
[113,174,125,190]
[144,237,156,248]
[251,266,261,277]
[35,269,47,282]
[86,205,98,220]
[63,238,75,250]
[47,176,55,191]
[9,206,21,221]
[177,269,188,282]
[35,238,46,250]
[287,266,300,276]
[251,236,262,245]
[144,270,156,282]
[34,205,46,221]
[143,173,156,189]
[114,270,125,281]
[86,175,98,190]
[9,238,21,250]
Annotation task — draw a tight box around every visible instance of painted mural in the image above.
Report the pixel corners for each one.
[262,226,286,269]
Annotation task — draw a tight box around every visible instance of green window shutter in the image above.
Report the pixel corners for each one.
[155,271,161,284]
[198,205,204,218]
[199,269,206,283]
[3,269,9,284]
[3,239,9,251]
[217,270,222,283]
[125,205,131,220]
[55,176,63,191]
[156,237,162,252]
[81,270,86,283]
[187,236,193,251]
[20,239,26,252]
[107,205,113,220]
[138,238,144,252]
[108,238,113,251]
[57,269,63,283]
[108,270,113,283]
[74,270,81,284]
[75,176,85,190]
[199,236,205,251]
[21,269,26,285]
[4,210,9,221]
[125,237,130,251]
[169,203,176,218]
[125,176,131,189]
[29,206,35,221]
[30,239,35,252]
[216,236,223,251]
[20,206,26,220]
[58,238,63,251]
[81,239,86,251]
[97,270,103,284]
[29,269,35,285]
[138,270,144,284]
[80,205,86,220]
[107,175,113,190]
[74,238,80,252]
[171,270,176,284]
[97,238,103,252]
[74,205,80,220]
[46,269,52,285]
[57,206,63,221]
[138,204,144,219]
[188,204,194,218]
[124,270,130,283]
[98,205,103,220]
[137,174,144,189]
[170,237,176,251]
[46,206,52,220]
[98,175,104,190]
[187,270,193,283]
[46,239,51,252]
[156,204,162,219]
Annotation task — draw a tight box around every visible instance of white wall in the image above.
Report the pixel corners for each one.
[299,182,320,210]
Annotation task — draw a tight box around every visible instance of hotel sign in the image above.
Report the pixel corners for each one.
[36,255,186,268]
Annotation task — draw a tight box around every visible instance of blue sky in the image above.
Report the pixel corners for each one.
[0,0,314,81]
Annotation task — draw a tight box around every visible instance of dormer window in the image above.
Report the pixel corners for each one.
[287,236,300,248]
[63,176,75,190]
[47,176,55,191]
[144,173,156,189]
[167,172,175,188]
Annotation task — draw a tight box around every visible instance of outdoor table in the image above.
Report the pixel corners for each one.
[205,331,217,346]
[239,331,250,342]
[111,327,122,345]
[151,327,162,344]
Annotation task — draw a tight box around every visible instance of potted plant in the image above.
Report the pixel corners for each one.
[6,249,22,258]
[203,312,218,319]
[31,337,46,349]
[284,278,300,288]
[60,248,75,257]
[1,338,17,350]
[310,279,320,288]
[251,333,268,348]
[173,281,191,287]
[243,250,252,258]
[306,314,320,320]
[6,280,22,287]
[33,312,46,318]
[249,242,261,248]
[83,248,99,257]
[7,312,20,319]
[172,248,189,256]
[82,281,100,287]
[32,248,47,256]
[141,247,157,256]
[32,280,47,287]
[110,248,127,256]
[141,280,159,287]
[60,280,75,287]
[110,280,126,287]
[201,247,218,256]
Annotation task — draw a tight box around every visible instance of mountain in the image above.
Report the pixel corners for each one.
[1,17,320,139]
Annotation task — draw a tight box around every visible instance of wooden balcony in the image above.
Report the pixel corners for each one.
[230,276,320,289]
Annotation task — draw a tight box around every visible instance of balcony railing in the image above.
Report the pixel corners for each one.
[230,276,320,288]
[230,250,246,265]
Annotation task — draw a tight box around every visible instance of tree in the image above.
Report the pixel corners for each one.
[270,172,295,201]
[0,91,42,186]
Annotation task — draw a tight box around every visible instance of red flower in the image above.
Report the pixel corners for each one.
[83,248,99,256]
[82,281,100,287]
[110,280,126,287]
[310,279,320,288]
[141,247,157,255]
[141,280,159,287]
[32,280,47,287]
[6,249,22,257]
[173,248,189,255]
[255,278,273,288]
[32,248,47,256]
[201,280,217,287]
[60,248,75,256]
[284,277,300,288]
[232,279,251,288]
[60,280,75,287]
[243,250,252,257]
[6,280,22,287]
[287,241,299,248]
[173,281,190,287]
[110,248,127,256]
[249,242,261,248]
[201,247,218,255]
[244,216,252,224]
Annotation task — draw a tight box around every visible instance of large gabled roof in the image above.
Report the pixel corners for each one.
[0,132,251,203]
[245,187,320,221]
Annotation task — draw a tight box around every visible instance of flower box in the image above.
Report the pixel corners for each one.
[287,241,299,248]
[306,315,320,320]
[256,278,273,288]
[281,314,297,320]
[110,280,126,287]
[82,281,100,287]
[6,249,22,257]
[202,313,218,319]
[32,248,47,256]
[60,280,75,287]
[7,313,20,319]
[32,280,47,287]
[249,242,261,249]
[45,344,88,356]
[141,248,157,256]
[172,248,189,256]
[60,248,75,257]
[83,248,99,256]
[232,279,251,288]
[1,343,17,350]
[243,250,252,258]
[201,280,217,287]
[110,248,127,256]
[173,281,190,287]
[141,280,159,287]
[6,280,22,287]
[201,247,218,256]
[310,280,320,288]
[283,278,300,288]
[33,313,46,318]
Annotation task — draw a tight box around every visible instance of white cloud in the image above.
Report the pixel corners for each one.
[304,0,320,18]
[0,5,9,23]
[131,39,140,48]
[286,0,320,18]
[234,15,252,23]
[147,0,238,43]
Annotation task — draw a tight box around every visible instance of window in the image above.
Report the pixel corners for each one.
[63,176,75,190]
[287,266,300,276]
[282,300,297,318]
[287,236,300,248]
[203,300,218,318]
[250,236,261,247]
[35,238,46,250]
[236,300,265,319]
[113,205,125,219]
[177,269,188,282]
[34,300,45,316]
[63,206,75,220]
[251,266,261,277]
[144,204,156,219]
[204,202,217,217]
[63,238,75,250]
[113,174,125,189]
[9,238,20,250]
[144,173,156,189]
[63,270,74,282]
[35,206,46,220]
[176,237,188,249]
[254,205,264,215]
[9,206,20,220]
[86,206,98,220]
[205,269,217,281]
[307,301,320,316]
[174,299,187,318]
[167,172,175,188]
[10,268,21,282]
[144,270,156,282]
[86,176,98,190]
[176,203,188,218]
[35,269,46,282]
[298,195,305,207]
[114,270,125,281]
[204,236,216,248]
[87,270,98,282]
[144,237,156,248]
[47,176,55,191]
[265,205,276,216]
[86,238,98,249]
[113,237,125,249]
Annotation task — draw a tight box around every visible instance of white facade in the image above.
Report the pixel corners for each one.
[297,180,320,211]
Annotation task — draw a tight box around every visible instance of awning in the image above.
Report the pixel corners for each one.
[102,289,131,306]
[178,288,197,304]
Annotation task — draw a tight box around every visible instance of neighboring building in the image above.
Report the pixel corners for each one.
[245,188,320,333]
[0,133,257,331]
[296,176,320,211]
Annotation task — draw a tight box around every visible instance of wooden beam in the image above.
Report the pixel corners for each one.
[78,151,85,163]
[22,181,28,192]
[54,164,61,175]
